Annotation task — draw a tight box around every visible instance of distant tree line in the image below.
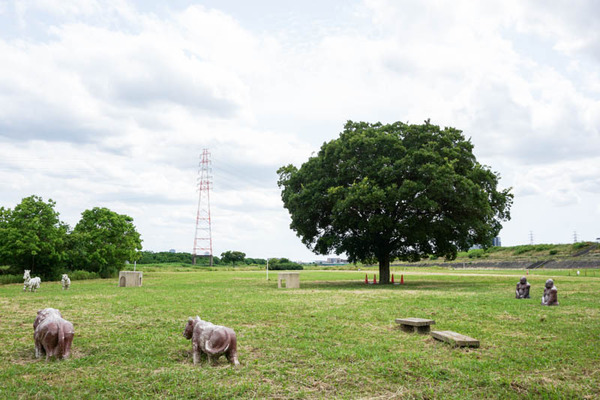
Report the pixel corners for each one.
[0,195,142,280]
[138,251,198,265]
[138,250,301,269]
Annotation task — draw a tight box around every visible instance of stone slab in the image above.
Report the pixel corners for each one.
[431,330,480,348]
[395,318,435,334]
[395,318,435,327]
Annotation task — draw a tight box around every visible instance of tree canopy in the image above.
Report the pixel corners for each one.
[0,195,68,278]
[220,250,246,266]
[70,207,142,278]
[278,120,513,283]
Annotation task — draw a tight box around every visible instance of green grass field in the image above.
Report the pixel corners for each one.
[1,269,599,399]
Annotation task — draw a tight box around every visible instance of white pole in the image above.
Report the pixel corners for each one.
[266,258,269,280]
[134,261,136,271]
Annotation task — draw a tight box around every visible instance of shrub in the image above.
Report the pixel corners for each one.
[69,270,100,281]
[0,274,23,285]
[573,242,590,250]
[267,263,303,271]
[468,249,485,259]
[549,250,558,255]
[513,245,534,255]
[267,258,304,270]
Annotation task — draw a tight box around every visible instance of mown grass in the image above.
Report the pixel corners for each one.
[1,270,599,399]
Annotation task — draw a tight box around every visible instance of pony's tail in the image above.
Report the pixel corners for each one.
[58,322,65,359]
[204,329,230,355]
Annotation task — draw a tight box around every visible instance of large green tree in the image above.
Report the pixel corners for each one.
[278,120,513,283]
[0,195,69,278]
[220,250,246,266]
[70,207,142,278]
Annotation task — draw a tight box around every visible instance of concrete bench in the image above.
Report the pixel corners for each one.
[431,331,480,348]
[277,272,300,289]
[395,318,435,334]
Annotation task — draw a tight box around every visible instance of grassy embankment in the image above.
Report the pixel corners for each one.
[1,268,599,399]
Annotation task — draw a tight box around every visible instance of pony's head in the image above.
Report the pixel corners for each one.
[183,316,201,339]
[23,270,31,280]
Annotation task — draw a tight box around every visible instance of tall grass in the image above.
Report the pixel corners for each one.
[0,269,598,399]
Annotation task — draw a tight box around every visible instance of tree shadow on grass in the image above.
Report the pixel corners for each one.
[296,280,493,292]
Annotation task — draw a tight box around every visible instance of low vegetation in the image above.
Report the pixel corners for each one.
[1,269,598,399]
[448,242,600,262]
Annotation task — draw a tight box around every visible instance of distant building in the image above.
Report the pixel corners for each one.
[313,257,348,265]
[169,249,176,253]
[469,237,501,251]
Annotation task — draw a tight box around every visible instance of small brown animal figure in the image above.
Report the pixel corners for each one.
[515,276,531,299]
[33,308,74,360]
[183,316,240,367]
[541,279,559,306]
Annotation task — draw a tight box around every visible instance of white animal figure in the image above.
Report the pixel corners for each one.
[23,270,42,292]
[61,274,71,290]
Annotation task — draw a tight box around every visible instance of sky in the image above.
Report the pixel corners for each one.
[1,0,599,262]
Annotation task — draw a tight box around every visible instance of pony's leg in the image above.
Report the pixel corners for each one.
[192,343,200,365]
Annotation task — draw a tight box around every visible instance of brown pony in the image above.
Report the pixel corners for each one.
[183,316,240,367]
[33,308,74,360]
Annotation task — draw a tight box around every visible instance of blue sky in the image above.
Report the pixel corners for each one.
[1,0,599,261]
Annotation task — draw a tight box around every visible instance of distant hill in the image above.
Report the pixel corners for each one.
[393,242,600,269]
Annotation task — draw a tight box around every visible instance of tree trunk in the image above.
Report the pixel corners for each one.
[378,253,390,284]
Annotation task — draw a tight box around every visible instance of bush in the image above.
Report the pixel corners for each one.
[267,258,304,270]
[0,274,23,285]
[549,250,558,255]
[267,263,303,271]
[513,245,534,255]
[69,270,100,281]
[573,242,590,250]
[467,249,485,259]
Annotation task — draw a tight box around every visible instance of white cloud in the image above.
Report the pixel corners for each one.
[1,0,599,258]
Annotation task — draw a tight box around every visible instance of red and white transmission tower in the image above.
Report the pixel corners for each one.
[192,149,213,266]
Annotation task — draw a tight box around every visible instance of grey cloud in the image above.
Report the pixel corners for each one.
[96,191,189,206]
[107,69,240,117]
[467,84,599,165]
[0,113,102,143]
[212,163,277,191]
